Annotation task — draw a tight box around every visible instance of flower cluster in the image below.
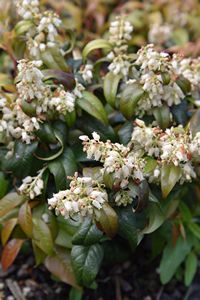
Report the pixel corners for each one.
[79,64,93,83]
[148,23,172,46]
[130,120,200,184]
[48,173,108,219]
[106,16,133,76]
[18,170,44,199]
[80,132,145,188]
[176,57,200,88]
[15,0,62,58]
[129,45,185,115]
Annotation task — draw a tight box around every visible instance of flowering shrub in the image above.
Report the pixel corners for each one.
[1,0,200,293]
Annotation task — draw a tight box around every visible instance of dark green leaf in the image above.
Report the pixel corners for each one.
[161,164,181,198]
[184,252,198,286]
[153,105,170,129]
[71,244,104,287]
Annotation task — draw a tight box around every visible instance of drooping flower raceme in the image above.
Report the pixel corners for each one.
[48,173,108,219]
[18,168,44,199]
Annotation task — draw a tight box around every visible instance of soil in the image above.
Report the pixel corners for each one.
[0,243,200,300]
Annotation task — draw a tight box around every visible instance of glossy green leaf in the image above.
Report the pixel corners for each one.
[189,108,200,137]
[153,105,170,129]
[141,202,165,234]
[71,244,104,287]
[14,20,34,36]
[103,72,121,108]
[77,91,108,125]
[159,236,192,284]
[118,122,133,145]
[82,39,112,61]
[72,218,103,246]
[120,84,144,119]
[94,203,118,238]
[48,147,77,190]
[0,172,8,198]
[189,222,200,240]
[184,252,198,286]
[161,164,181,198]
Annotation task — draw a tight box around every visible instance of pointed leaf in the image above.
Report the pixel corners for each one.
[1,239,24,271]
[0,193,24,218]
[82,39,112,61]
[18,201,33,238]
[71,244,104,287]
[77,91,108,125]
[103,72,121,108]
[1,218,18,246]
[94,203,118,238]
[33,219,53,255]
[161,164,181,198]
[184,252,198,286]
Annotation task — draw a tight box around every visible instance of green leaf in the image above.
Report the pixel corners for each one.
[35,123,57,144]
[0,172,8,198]
[120,83,144,119]
[117,206,140,251]
[0,193,24,218]
[77,91,108,125]
[71,244,104,287]
[118,122,133,145]
[179,202,192,223]
[48,147,77,190]
[189,108,200,137]
[76,115,116,142]
[189,222,200,240]
[159,236,192,284]
[32,241,46,265]
[184,252,198,286]
[82,39,112,61]
[172,28,189,45]
[94,203,118,238]
[33,219,53,255]
[144,157,157,174]
[161,164,181,198]
[72,218,103,246]
[18,201,33,238]
[14,20,34,36]
[153,105,170,129]
[141,202,165,234]
[3,141,39,177]
[103,72,121,108]
[69,287,83,300]
[176,75,191,94]
[45,249,78,287]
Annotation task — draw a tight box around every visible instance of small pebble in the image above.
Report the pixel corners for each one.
[0,282,4,290]
[23,286,31,296]
[7,296,15,300]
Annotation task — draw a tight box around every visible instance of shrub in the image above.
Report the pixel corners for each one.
[0,0,200,292]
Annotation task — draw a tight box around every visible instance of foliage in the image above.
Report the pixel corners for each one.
[0,0,200,293]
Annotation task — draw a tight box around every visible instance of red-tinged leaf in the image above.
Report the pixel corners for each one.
[1,218,18,246]
[18,201,33,238]
[95,203,118,238]
[45,250,79,288]
[1,239,24,271]
[0,193,24,218]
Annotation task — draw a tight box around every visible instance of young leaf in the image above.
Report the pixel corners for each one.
[0,193,24,218]
[159,236,192,284]
[103,72,121,108]
[161,164,181,198]
[184,252,198,286]
[1,239,24,271]
[45,250,78,288]
[18,201,33,238]
[71,244,104,287]
[72,218,103,246]
[77,91,108,125]
[82,39,112,61]
[33,219,54,255]
[94,203,118,238]
[1,218,18,246]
